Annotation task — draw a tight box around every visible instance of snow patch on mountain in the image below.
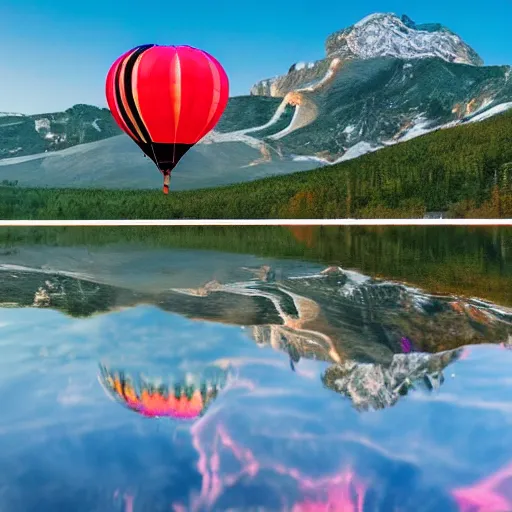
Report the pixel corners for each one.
[34,119,50,132]
[269,106,303,140]
[354,13,385,28]
[290,62,317,73]
[293,142,383,168]
[34,118,61,141]
[343,124,358,142]
[293,62,310,71]
[231,99,289,136]
[467,102,512,123]
[339,141,383,161]
[297,58,342,93]
[200,130,264,150]
[291,155,329,165]
[399,116,434,141]
[339,269,373,297]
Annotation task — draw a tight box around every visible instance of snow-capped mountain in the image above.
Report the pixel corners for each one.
[251,13,483,97]
[326,13,483,65]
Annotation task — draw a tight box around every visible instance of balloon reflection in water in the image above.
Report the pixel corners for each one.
[98,364,230,420]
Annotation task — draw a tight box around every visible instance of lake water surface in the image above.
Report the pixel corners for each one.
[0,226,511,511]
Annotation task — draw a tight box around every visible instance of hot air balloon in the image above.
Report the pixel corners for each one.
[98,365,225,420]
[105,44,229,194]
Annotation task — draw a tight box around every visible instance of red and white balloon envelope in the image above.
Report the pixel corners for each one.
[106,45,229,194]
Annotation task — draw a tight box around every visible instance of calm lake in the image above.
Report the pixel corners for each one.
[0,226,510,511]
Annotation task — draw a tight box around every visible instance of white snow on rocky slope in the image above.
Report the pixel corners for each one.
[200,130,263,150]
[467,102,512,122]
[338,141,383,161]
[230,100,289,136]
[291,155,329,165]
[289,99,511,168]
[34,118,50,132]
[331,13,482,66]
[269,106,302,140]
[397,116,435,142]
[353,13,387,28]
[291,141,383,166]
[296,58,342,93]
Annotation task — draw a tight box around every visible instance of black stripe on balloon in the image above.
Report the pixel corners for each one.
[151,142,193,171]
[122,44,154,144]
[139,142,157,165]
[113,51,141,143]
[113,44,153,144]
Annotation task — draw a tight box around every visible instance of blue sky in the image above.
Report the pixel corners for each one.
[0,0,510,114]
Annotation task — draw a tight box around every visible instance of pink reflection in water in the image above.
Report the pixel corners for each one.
[453,463,512,512]
[292,471,366,512]
[113,490,135,512]
[175,407,369,512]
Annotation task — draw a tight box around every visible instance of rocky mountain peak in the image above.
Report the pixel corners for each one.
[325,13,483,66]
[250,12,484,97]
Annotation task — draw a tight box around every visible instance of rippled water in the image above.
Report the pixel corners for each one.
[0,228,511,511]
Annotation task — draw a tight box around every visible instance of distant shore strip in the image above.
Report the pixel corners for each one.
[0,219,510,226]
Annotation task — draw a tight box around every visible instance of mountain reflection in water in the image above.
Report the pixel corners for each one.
[0,258,511,512]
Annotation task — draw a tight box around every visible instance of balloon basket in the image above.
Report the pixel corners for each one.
[162,173,171,195]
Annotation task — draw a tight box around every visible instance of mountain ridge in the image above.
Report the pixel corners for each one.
[0,104,120,159]
[1,12,511,190]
